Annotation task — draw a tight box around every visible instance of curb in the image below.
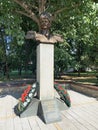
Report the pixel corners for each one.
[70,81,98,98]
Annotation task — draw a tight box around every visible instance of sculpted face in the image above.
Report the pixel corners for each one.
[39,12,51,30]
[40,17,51,30]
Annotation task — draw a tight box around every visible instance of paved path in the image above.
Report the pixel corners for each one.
[0,89,98,130]
[0,79,35,88]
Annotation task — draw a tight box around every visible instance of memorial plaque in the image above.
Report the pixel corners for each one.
[38,99,61,124]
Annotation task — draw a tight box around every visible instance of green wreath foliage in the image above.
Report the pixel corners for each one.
[14,82,39,116]
[54,82,71,107]
[14,82,71,116]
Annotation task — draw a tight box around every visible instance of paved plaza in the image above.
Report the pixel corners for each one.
[0,89,98,130]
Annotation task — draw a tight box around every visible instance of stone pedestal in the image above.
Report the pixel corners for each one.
[20,98,68,124]
[20,43,69,124]
[36,43,61,123]
[37,43,54,100]
[38,99,61,124]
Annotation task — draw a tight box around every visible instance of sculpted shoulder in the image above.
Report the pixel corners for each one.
[25,31,63,44]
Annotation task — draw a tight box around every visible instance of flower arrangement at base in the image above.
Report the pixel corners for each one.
[14,81,71,116]
[54,82,71,107]
[14,82,39,116]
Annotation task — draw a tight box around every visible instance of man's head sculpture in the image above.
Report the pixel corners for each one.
[26,12,63,43]
[39,12,52,38]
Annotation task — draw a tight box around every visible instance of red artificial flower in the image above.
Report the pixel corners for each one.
[21,93,26,102]
[26,85,31,93]
[63,90,67,94]
[58,86,64,91]
[21,85,31,102]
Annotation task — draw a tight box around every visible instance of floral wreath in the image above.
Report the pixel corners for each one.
[14,82,71,116]
[54,82,71,107]
[14,82,39,115]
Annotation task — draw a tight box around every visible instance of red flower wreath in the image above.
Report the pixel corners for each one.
[54,82,71,107]
[21,85,31,102]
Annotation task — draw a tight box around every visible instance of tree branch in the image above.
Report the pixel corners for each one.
[38,0,46,14]
[31,5,39,11]
[12,0,39,25]
[51,3,81,21]
[16,10,34,19]
[27,2,39,12]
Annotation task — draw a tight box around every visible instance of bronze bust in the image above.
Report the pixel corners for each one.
[39,12,52,38]
[26,12,63,43]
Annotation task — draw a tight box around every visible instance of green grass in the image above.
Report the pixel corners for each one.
[0,70,98,86]
[74,78,98,85]
[62,72,98,86]
[0,70,34,81]
[67,72,98,77]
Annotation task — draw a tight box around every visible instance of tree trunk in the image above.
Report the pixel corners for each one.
[5,62,10,79]
[18,65,22,76]
[78,68,81,77]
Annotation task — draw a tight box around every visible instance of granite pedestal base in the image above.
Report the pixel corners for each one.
[20,98,68,124]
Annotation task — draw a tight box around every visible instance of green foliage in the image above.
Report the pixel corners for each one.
[54,42,72,75]
[0,0,98,77]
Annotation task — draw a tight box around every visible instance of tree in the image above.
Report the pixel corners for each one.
[0,26,11,79]
[54,42,72,77]
[59,1,98,76]
[87,3,98,68]
[0,0,87,36]
[0,0,97,78]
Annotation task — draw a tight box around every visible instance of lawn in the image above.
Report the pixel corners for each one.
[0,70,98,86]
[61,72,98,86]
[0,70,34,81]
[72,77,98,85]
